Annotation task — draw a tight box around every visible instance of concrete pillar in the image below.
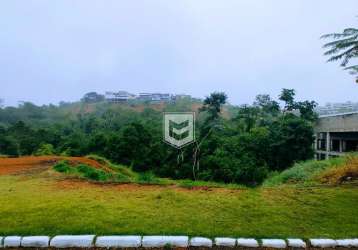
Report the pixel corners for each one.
[325,132,330,159]
[339,139,343,153]
[314,134,317,160]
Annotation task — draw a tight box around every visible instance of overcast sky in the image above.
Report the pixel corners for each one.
[0,0,357,107]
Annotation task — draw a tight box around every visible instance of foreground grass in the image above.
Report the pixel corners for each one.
[0,173,357,238]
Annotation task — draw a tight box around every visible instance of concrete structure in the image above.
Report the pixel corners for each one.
[138,93,172,102]
[316,102,358,116]
[314,112,358,159]
[104,90,192,103]
[105,91,136,103]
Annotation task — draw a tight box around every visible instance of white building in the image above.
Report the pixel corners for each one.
[105,91,136,103]
[137,93,172,101]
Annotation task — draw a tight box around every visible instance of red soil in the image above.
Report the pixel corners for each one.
[0,156,110,175]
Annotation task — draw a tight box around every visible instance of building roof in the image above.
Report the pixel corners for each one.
[319,111,358,118]
[315,112,358,133]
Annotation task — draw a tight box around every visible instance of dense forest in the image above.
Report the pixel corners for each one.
[0,89,317,186]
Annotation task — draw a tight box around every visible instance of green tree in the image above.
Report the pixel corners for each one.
[235,105,260,132]
[7,121,39,155]
[34,143,55,156]
[253,94,280,115]
[194,92,227,179]
[268,115,315,170]
[321,26,358,82]
[296,100,318,122]
[200,92,227,121]
[106,122,153,171]
[279,89,296,112]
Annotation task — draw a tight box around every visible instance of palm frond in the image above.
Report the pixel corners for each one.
[321,24,358,81]
[344,65,358,75]
[326,46,358,66]
[322,36,358,48]
[343,28,358,34]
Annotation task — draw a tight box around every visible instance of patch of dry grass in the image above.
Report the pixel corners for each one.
[316,155,358,185]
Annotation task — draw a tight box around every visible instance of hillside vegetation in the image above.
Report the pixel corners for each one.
[0,89,318,186]
[51,154,358,188]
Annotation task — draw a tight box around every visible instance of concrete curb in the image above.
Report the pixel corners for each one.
[95,236,141,248]
[336,239,358,247]
[142,236,189,247]
[3,236,21,248]
[261,239,286,248]
[214,238,236,247]
[237,238,259,247]
[0,235,356,248]
[21,236,50,248]
[190,237,213,247]
[287,238,306,248]
[310,239,337,248]
[50,235,95,248]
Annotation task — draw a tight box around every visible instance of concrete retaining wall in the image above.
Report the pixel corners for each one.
[0,235,357,249]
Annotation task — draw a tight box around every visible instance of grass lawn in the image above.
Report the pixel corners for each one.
[0,172,357,238]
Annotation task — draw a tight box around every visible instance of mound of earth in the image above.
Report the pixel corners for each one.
[0,156,111,175]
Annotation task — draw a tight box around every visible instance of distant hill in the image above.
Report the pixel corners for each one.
[0,97,236,126]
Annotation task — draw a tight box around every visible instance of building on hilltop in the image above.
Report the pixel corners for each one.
[105,91,136,103]
[315,102,358,116]
[314,112,358,160]
[138,93,172,102]
[172,94,191,100]
[104,91,192,103]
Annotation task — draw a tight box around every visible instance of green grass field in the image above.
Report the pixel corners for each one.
[0,171,357,238]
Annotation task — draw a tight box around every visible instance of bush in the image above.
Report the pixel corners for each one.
[77,164,111,181]
[53,160,71,173]
[53,161,112,182]
[137,171,158,184]
[86,154,138,179]
[34,143,55,156]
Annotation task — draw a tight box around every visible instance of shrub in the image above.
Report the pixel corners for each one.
[137,171,158,184]
[53,160,71,173]
[34,143,55,156]
[76,164,110,181]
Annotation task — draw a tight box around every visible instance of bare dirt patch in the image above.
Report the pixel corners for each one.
[0,156,111,175]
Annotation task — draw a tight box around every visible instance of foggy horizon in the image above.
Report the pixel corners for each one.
[1,0,357,107]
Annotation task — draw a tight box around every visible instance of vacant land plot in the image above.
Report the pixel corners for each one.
[0,157,357,238]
